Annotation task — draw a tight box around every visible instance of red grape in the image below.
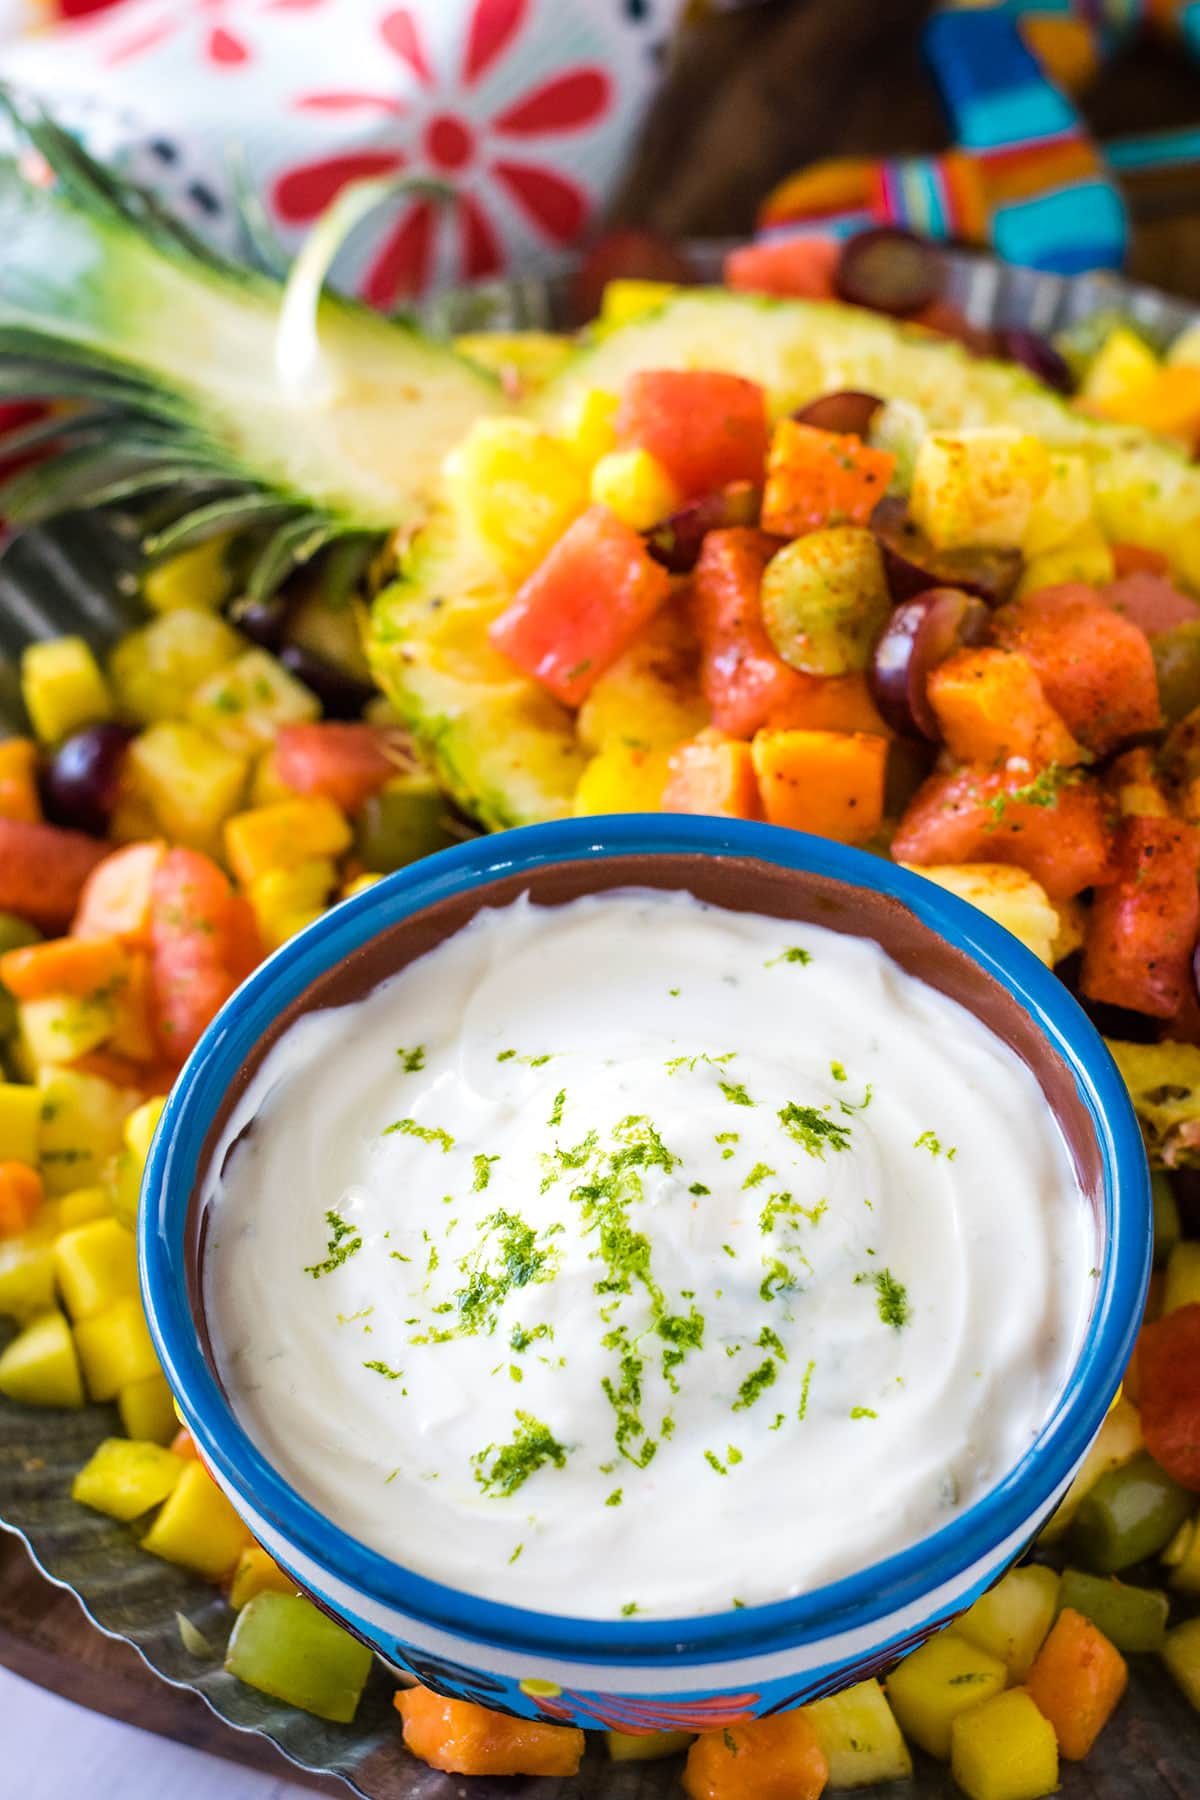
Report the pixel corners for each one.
[40,723,135,837]
[869,587,990,740]
[871,497,1021,608]
[279,644,375,719]
[835,228,944,318]
[572,230,693,324]
[645,483,762,574]
[997,327,1073,395]
[793,391,883,436]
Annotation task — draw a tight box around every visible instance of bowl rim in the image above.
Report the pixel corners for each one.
[140,814,1150,1667]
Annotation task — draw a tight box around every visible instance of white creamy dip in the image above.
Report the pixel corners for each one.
[204,889,1095,1619]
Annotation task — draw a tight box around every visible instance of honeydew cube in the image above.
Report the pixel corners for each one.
[0,1308,84,1407]
[189,648,320,756]
[21,637,113,744]
[73,1294,159,1401]
[574,743,673,815]
[38,1068,136,1196]
[72,1437,186,1522]
[1164,1239,1200,1313]
[1022,454,1093,558]
[19,993,117,1067]
[949,1687,1059,1800]
[118,1372,179,1446]
[224,1591,372,1722]
[885,1629,1008,1759]
[54,1217,138,1322]
[142,537,234,614]
[56,1186,112,1230]
[803,1678,912,1787]
[109,608,243,724]
[1080,326,1160,407]
[1040,1398,1144,1542]
[0,1232,57,1321]
[910,428,1051,551]
[956,1565,1061,1680]
[589,448,682,531]
[605,1730,694,1763]
[224,796,351,886]
[0,1083,42,1165]
[126,722,250,854]
[247,859,337,951]
[443,416,589,581]
[142,1459,252,1581]
[1016,522,1115,598]
[228,1544,297,1610]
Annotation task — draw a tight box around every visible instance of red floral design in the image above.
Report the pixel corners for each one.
[92,0,326,73]
[274,0,612,303]
[533,1688,762,1734]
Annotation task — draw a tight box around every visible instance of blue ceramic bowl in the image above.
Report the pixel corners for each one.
[140,816,1150,1733]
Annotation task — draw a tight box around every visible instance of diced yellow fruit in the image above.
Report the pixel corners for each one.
[118,1372,179,1446]
[910,428,1051,551]
[1165,1516,1200,1593]
[247,858,337,951]
[74,1294,159,1401]
[576,605,707,755]
[54,1217,138,1322]
[1164,1616,1200,1709]
[605,1730,694,1763]
[124,1096,167,1167]
[600,279,681,327]
[142,537,234,614]
[225,796,351,886]
[0,1082,43,1165]
[56,1186,112,1230]
[443,416,588,580]
[803,1678,912,1787]
[1168,321,1200,368]
[574,742,673,815]
[1080,327,1160,408]
[72,1437,186,1522]
[957,1565,1061,1679]
[141,1459,252,1581]
[249,747,294,808]
[1016,521,1115,597]
[1040,1397,1143,1542]
[901,864,1061,967]
[949,1687,1059,1800]
[128,721,249,854]
[0,1231,56,1320]
[1022,454,1093,557]
[452,331,572,391]
[589,447,682,530]
[109,608,244,725]
[189,648,321,756]
[1164,1239,1200,1313]
[886,1629,1008,1760]
[563,388,620,468]
[21,637,113,744]
[38,1068,136,1197]
[19,992,117,1067]
[108,785,161,846]
[0,1308,83,1406]
[229,1544,297,1610]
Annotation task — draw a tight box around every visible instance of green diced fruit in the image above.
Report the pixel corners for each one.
[189,648,320,756]
[108,608,244,725]
[956,1564,1060,1680]
[21,637,113,744]
[1069,1450,1194,1573]
[224,1591,373,1724]
[141,1459,251,1580]
[20,992,117,1068]
[73,1294,160,1401]
[1151,1172,1182,1269]
[1163,1515,1200,1593]
[54,1217,138,1322]
[1056,1567,1169,1654]
[354,775,458,873]
[72,1437,186,1522]
[886,1629,1008,1760]
[0,1308,84,1407]
[949,1687,1059,1800]
[0,1082,43,1164]
[0,1231,56,1321]
[228,1543,297,1610]
[1164,1239,1200,1313]
[117,1372,178,1446]
[126,721,249,854]
[605,1730,694,1763]
[1164,1616,1200,1711]
[802,1677,912,1787]
[38,1068,136,1197]
[142,537,234,615]
[1040,1397,1143,1543]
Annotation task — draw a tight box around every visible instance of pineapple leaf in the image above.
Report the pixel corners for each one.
[244,515,346,606]
[144,493,300,559]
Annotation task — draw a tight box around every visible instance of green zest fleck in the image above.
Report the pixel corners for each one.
[760,1192,827,1234]
[606,1489,623,1507]
[727,1445,743,1465]
[510,1322,552,1353]
[914,1128,956,1159]
[396,1045,426,1073]
[363,1359,404,1381]
[472,1411,568,1498]
[304,1210,362,1279]
[760,1258,800,1302]
[798,1358,816,1421]
[874,1268,911,1330]
[769,1413,785,1431]
[719,1079,755,1108]
[830,1060,848,1083]
[850,1406,878,1420]
[548,1088,566,1128]
[766,946,812,967]
[496,1048,516,1062]
[838,1084,873,1117]
[986,762,1081,824]
[948,1672,991,1686]
[715,1130,739,1160]
[621,1601,639,1617]
[509,1542,523,1564]
[733,1359,777,1412]
[705,1449,728,1475]
[666,1050,736,1074]
[756,1325,787,1360]
[778,1102,852,1159]
[723,1729,740,1755]
[689,1181,710,1196]
[742,1161,774,1190]
[472,1153,500,1192]
[722,1243,737,1259]
[383,1117,454,1153]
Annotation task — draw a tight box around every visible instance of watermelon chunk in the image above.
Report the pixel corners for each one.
[275,723,414,815]
[0,817,109,932]
[150,848,264,1062]
[615,370,769,500]
[692,527,808,738]
[1081,816,1200,1019]
[1102,572,1200,638]
[723,236,840,299]
[992,584,1161,756]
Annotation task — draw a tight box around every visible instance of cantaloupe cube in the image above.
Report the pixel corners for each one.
[142,537,233,614]
[224,796,351,886]
[443,416,588,581]
[141,1459,252,1580]
[126,722,249,854]
[949,1687,1059,1800]
[803,1677,912,1786]
[1164,1240,1200,1313]
[189,649,320,756]
[228,1544,297,1610]
[910,429,1051,551]
[118,1372,178,1446]
[109,609,243,724]
[0,1231,57,1321]
[0,1083,42,1165]
[38,1068,136,1196]
[54,1217,138,1322]
[21,637,113,744]
[0,1308,84,1406]
[956,1565,1061,1680]
[72,1437,186,1522]
[886,1629,1008,1759]
[19,992,117,1067]
[73,1294,160,1401]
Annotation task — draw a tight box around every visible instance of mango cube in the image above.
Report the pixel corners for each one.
[886,1629,1008,1759]
[1080,326,1160,408]
[142,1459,252,1580]
[0,1231,57,1321]
[1164,1616,1200,1711]
[108,608,243,724]
[72,1437,187,1522]
[247,858,337,951]
[74,1294,160,1401]
[118,1372,179,1446]
[589,447,682,530]
[956,1565,1061,1680]
[803,1678,912,1787]
[224,796,351,886]
[574,743,673,815]
[0,1082,42,1165]
[443,416,588,580]
[1022,454,1093,557]
[55,1217,138,1322]
[19,992,117,1067]
[38,1068,136,1196]
[1164,1239,1200,1313]
[605,1730,694,1763]
[0,1308,84,1407]
[56,1186,112,1231]
[142,537,233,614]
[910,429,1051,551]
[21,637,113,744]
[224,1591,373,1723]
[949,1687,1059,1800]
[126,721,249,854]
[229,1543,297,1610]
[189,648,320,756]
